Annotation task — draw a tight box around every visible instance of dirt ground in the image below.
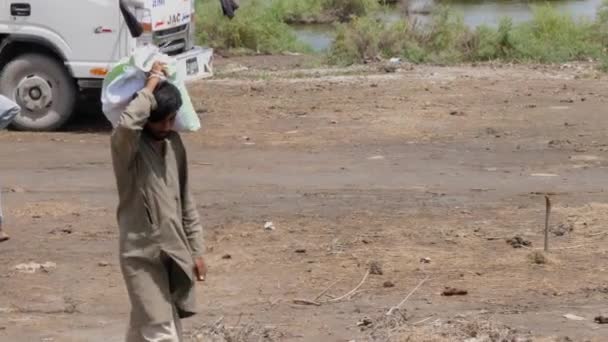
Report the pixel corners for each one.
[2,56,608,341]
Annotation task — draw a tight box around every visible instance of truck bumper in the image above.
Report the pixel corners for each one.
[76,46,213,89]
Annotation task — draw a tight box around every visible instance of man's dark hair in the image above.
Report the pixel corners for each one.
[149,82,182,122]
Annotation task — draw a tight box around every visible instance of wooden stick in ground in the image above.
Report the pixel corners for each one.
[292,299,321,306]
[326,270,370,303]
[545,195,551,252]
[386,275,430,316]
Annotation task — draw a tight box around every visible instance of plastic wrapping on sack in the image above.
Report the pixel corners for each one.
[0,95,20,130]
[101,45,200,132]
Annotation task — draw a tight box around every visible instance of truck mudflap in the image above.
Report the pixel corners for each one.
[175,46,213,83]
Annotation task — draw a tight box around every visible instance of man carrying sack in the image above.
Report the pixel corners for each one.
[110,61,207,341]
[0,94,20,242]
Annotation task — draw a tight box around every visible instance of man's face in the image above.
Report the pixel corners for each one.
[145,113,177,141]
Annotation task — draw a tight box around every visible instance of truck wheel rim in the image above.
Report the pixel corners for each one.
[16,75,53,113]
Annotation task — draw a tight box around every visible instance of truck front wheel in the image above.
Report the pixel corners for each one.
[0,53,76,131]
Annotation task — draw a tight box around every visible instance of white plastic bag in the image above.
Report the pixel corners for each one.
[101,45,200,132]
[0,95,20,130]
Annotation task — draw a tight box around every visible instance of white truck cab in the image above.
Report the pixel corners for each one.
[0,0,213,131]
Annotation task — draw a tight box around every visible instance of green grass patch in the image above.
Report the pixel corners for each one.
[195,0,309,54]
[268,0,380,24]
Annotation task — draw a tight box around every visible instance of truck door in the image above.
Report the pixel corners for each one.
[7,0,122,70]
[0,1,7,22]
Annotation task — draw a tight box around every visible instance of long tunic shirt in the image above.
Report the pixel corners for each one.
[110,89,204,325]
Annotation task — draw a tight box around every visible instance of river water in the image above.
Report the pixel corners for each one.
[295,0,604,52]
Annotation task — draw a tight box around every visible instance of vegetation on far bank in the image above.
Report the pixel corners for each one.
[196,0,608,69]
[330,4,608,66]
[195,0,382,54]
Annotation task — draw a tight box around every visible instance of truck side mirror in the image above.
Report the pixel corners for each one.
[119,0,143,38]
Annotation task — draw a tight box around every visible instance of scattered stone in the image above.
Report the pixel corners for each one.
[450,110,466,116]
[50,226,74,235]
[551,223,574,237]
[563,313,585,321]
[442,287,468,296]
[381,63,398,73]
[14,262,56,274]
[582,286,608,296]
[528,251,548,265]
[370,83,378,88]
[548,139,571,148]
[98,261,109,267]
[485,127,500,137]
[420,257,431,264]
[356,318,373,327]
[525,104,537,108]
[560,98,575,103]
[383,281,395,288]
[506,236,532,249]
[368,155,385,160]
[222,254,232,260]
[594,315,608,324]
[370,261,383,275]
[555,337,573,342]
[264,222,275,231]
[294,249,306,254]
[8,186,25,193]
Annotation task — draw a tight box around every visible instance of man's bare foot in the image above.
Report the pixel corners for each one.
[0,231,9,242]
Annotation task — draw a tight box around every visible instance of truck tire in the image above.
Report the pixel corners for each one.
[0,53,76,131]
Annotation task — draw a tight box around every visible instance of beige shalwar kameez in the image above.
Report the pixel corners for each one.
[110,89,204,341]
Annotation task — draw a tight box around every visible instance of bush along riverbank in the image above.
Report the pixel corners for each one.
[329,3,608,67]
[196,0,608,69]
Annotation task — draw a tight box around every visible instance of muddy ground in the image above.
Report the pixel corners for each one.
[2,56,608,341]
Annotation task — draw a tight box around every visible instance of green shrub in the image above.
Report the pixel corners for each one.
[196,0,308,54]
[508,5,602,62]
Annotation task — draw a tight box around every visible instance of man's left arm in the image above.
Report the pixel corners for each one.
[179,140,207,281]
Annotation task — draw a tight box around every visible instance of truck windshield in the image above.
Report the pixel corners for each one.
[119,0,143,38]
